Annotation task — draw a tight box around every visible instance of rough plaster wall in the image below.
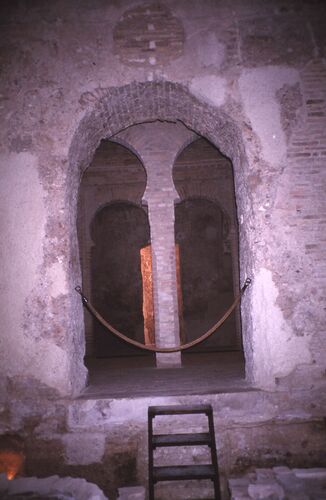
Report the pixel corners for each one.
[239,67,300,165]
[251,268,311,389]
[0,0,324,396]
[237,67,314,388]
[0,153,74,396]
[272,59,326,389]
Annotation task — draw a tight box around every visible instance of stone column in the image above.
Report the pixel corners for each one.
[114,122,197,367]
[143,152,181,367]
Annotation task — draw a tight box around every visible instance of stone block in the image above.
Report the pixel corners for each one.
[272,467,291,475]
[230,485,251,500]
[293,468,326,479]
[248,482,285,500]
[0,473,108,499]
[275,471,304,492]
[63,432,105,465]
[255,468,276,481]
[229,477,251,487]
[117,485,145,500]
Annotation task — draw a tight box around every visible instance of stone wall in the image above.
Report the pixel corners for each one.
[0,0,325,495]
[1,387,325,499]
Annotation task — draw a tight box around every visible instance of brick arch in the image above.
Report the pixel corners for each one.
[69,82,245,176]
[68,81,254,389]
[69,81,249,258]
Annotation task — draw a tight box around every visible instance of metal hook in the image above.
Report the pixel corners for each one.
[75,285,88,305]
[242,277,252,291]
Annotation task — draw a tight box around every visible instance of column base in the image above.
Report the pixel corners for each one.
[155,352,182,368]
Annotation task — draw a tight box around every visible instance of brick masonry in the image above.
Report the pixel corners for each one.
[113,3,184,68]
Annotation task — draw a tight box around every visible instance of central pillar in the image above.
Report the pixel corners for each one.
[147,197,181,367]
[114,122,197,367]
[144,154,181,367]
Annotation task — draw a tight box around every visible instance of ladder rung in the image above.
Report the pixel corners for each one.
[149,404,212,416]
[153,432,211,447]
[154,464,216,481]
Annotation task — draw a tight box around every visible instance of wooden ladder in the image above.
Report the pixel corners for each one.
[148,404,221,500]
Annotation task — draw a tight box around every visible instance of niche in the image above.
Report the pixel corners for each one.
[91,201,153,357]
[173,138,241,353]
[175,198,237,351]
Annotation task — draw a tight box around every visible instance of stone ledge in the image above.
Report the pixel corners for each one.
[0,473,108,500]
[228,467,326,500]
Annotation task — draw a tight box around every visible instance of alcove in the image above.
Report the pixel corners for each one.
[69,82,256,397]
[173,138,242,357]
[175,197,238,351]
[77,139,153,359]
[90,201,153,357]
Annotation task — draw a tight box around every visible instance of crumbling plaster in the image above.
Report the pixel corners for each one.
[0,153,79,396]
[0,0,324,399]
[251,268,312,389]
[239,66,300,165]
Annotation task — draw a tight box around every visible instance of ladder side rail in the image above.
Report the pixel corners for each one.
[148,411,155,500]
[207,408,221,500]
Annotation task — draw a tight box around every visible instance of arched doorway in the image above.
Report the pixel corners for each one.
[173,138,241,355]
[77,139,154,359]
[67,81,254,395]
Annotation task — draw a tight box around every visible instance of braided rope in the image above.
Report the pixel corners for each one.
[75,278,251,353]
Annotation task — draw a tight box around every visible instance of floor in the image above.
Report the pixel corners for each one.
[81,351,251,399]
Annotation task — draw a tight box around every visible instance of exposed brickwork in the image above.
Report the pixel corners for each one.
[239,14,313,67]
[114,122,192,367]
[113,3,184,67]
[274,59,326,371]
[73,81,244,178]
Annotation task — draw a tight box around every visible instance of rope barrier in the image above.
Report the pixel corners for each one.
[75,278,251,353]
